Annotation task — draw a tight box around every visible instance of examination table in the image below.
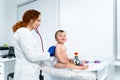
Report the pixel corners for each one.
[40,58,98,80]
[41,58,112,80]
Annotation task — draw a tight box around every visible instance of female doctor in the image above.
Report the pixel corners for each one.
[12,9,50,80]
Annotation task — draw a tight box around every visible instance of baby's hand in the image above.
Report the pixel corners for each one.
[68,58,74,64]
[59,59,69,64]
[65,60,70,64]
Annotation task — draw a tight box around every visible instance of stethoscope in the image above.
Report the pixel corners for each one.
[35,28,44,80]
[35,28,44,52]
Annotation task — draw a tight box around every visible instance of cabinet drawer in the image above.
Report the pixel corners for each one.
[0,62,3,65]
[0,72,4,78]
[0,70,4,74]
[0,77,4,80]
[0,69,3,72]
[0,63,3,68]
[0,64,4,72]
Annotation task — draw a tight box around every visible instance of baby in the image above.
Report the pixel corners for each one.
[54,30,88,70]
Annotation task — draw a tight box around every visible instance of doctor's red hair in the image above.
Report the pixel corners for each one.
[12,9,41,32]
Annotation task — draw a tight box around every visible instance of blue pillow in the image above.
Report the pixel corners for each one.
[48,46,56,56]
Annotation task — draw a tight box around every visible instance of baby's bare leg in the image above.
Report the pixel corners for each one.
[54,63,66,68]
[83,65,89,69]
[66,63,88,70]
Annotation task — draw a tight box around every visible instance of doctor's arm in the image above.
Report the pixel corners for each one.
[19,30,50,62]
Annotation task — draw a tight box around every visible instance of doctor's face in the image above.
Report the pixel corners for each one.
[31,15,41,29]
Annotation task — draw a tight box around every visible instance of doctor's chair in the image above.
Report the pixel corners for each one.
[7,72,14,80]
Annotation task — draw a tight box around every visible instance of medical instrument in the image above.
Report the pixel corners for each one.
[35,28,44,80]
[39,70,44,80]
[35,28,55,56]
[35,28,44,52]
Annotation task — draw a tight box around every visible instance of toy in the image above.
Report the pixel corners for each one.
[74,52,82,66]
[85,60,101,64]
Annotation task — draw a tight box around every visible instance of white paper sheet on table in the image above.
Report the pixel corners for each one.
[41,65,96,80]
[41,58,97,80]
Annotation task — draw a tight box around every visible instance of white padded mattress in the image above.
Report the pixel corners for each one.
[41,66,96,80]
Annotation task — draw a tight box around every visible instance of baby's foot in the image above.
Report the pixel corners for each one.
[83,65,88,70]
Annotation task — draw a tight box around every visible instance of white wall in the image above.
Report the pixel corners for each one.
[117,0,120,60]
[60,0,115,60]
[17,0,59,51]
[60,1,115,79]
[0,0,6,45]
[5,0,115,59]
[5,0,28,46]
[5,0,59,49]
[0,0,26,46]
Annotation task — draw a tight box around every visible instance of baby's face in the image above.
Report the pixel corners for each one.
[56,32,67,44]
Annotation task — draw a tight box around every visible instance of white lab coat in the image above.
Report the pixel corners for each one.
[13,27,50,80]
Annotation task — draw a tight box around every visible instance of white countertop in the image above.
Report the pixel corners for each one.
[114,60,120,66]
[63,59,112,73]
[84,60,111,72]
[0,57,16,62]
